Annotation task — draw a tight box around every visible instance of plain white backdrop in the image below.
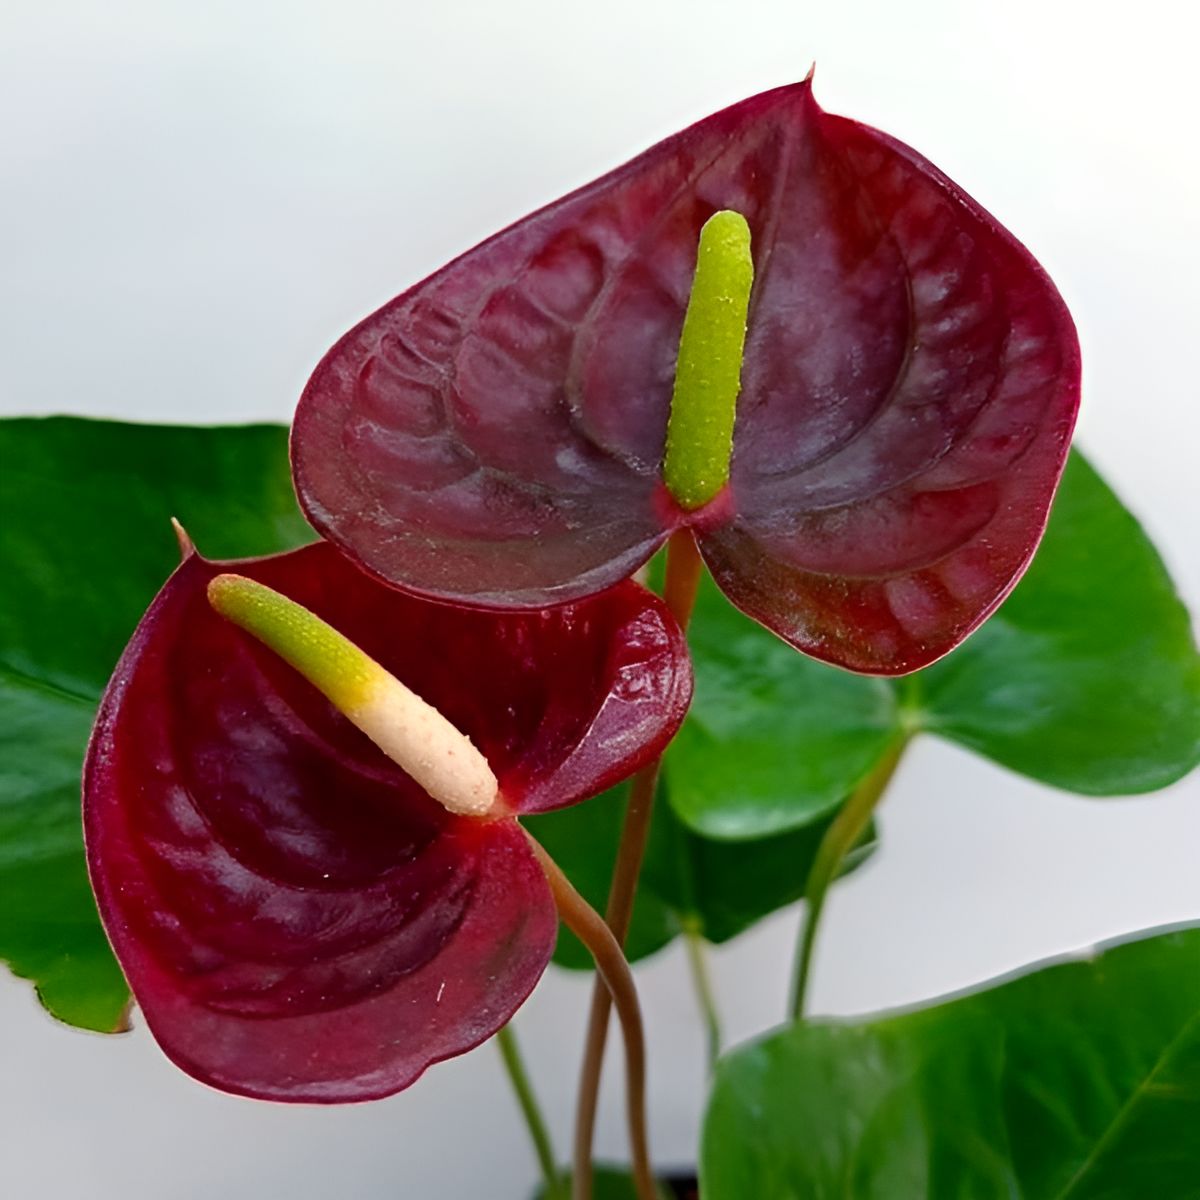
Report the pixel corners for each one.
[2,0,1198,1195]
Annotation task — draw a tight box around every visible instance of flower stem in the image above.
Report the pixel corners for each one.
[572,529,703,1200]
[495,1023,565,1200]
[524,833,659,1200]
[682,920,721,1073]
[661,527,705,622]
[788,738,908,1021]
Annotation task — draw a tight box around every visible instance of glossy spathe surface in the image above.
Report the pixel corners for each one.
[293,78,1080,674]
[84,539,691,1101]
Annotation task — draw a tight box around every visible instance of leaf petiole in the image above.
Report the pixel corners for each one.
[789,738,909,1021]
[524,832,659,1200]
[495,1023,566,1200]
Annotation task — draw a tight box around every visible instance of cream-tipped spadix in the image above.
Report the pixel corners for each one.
[207,574,499,817]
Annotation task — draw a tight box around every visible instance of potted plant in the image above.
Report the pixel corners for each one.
[2,76,1197,1199]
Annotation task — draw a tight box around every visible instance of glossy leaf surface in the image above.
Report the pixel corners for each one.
[526,780,877,970]
[85,540,689,1100]
[293,78,1080,673]
[702,925,1200,1198]
[917,453,1200,794]
[0,418,310,1030]
[672,451,1200,838]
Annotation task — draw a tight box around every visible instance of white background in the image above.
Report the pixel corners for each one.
[2,0,1198,1195]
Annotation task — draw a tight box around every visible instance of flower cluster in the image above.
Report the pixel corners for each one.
[84,77,1078,1102]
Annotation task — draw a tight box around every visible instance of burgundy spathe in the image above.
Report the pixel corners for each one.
[292,77,1080,675]
[83,540,691,1102]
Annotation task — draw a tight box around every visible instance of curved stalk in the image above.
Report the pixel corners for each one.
[496,1023,565,1200]
[682,921,722,1073]
[572,530,703,1200]
[789,738,908,1021]
[524,832,659,1200]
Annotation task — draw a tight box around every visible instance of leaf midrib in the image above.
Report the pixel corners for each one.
[0,660,99,708]
[1053,1008,1200,1199]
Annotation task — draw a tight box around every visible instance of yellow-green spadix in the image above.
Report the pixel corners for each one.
[207,574,500,818]
[663,209,755,511]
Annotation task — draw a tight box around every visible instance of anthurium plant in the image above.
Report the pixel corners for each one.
[2,77,1197,1199]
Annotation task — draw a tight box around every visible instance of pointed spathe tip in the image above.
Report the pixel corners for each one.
[170,518,195,561]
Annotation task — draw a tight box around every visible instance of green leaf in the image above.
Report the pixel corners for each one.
[916,453,1200,794]
[0,417,310,1030]
[530,1165,673,1199]
[525,780,876,970]
[672,451,1200,838]
[665,571,898,839]
[702,924,1200,1199]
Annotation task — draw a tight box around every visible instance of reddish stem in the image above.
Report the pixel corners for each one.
[524,833,658,1200]
[572,530,703,1200]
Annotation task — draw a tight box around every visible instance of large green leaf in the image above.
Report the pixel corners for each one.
[525,780,875,970]
[0,417,310,1030]
[674,451,1200,838]
[702,924,1200,1198]
[917,453,1200,794]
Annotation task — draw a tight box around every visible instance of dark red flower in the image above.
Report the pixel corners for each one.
[292,77,1080,674]
[84,540,691,1102]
